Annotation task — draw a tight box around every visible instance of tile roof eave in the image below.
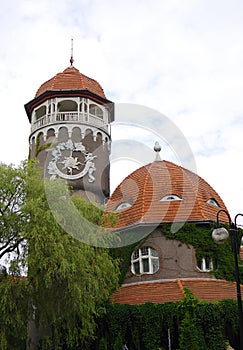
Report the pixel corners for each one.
[25,89,114,122]
[110,278,243,305]
[109,219,216,233]
[121,277,217,287]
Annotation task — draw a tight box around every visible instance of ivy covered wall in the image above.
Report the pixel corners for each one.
[162,223,243,282]
[92,222,243,350]
[110,222,243,285]
[93,291,240,350]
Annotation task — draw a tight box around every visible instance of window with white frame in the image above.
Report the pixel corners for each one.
[115,202,132,211]
[160,194,182,202]
[197,257,216,272]
[206,198,220,207]
[131,247,159,275]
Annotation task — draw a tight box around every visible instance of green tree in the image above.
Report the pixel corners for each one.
[0,162,31,349]
[0,162,28,273]
[0,162,120,349]
[0,274,28,349]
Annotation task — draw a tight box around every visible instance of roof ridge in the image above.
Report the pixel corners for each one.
[177,278,186,296]
[140,163,153,220]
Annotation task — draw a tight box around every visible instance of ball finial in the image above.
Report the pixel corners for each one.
[154,141,161,153]
[154,142,161,161]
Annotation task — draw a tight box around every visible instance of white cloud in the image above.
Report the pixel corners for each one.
[0,0,243,221]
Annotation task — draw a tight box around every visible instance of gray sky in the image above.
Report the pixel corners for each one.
[1,0,243,224]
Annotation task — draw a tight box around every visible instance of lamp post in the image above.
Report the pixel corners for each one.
[212,209,243,349]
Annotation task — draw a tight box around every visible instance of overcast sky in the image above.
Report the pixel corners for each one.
[1,0,243,224]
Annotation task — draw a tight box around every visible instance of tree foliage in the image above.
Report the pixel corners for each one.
[0,162,28,273]
[96,295,238,350]
[0,162,120,349]
[0,274,28,349]
[1,161,243,349]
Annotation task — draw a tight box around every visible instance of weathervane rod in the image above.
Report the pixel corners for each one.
[70,37,74,67]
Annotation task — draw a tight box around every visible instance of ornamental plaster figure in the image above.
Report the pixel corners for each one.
[47,140,97,182]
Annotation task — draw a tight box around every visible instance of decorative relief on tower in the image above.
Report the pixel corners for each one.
[47,139,96,182]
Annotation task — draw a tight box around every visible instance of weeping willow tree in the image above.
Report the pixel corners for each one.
[0,161,120,349]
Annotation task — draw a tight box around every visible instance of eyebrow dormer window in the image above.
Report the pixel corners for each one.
[160,194,182,202]
[115,202,132,211]
[207,198,220,207]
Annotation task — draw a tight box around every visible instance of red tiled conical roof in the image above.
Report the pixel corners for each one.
[35,66,106,98]
[105,160,229,228]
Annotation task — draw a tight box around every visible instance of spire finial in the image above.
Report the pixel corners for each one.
[70,37,74,67]
[154,141,162,161]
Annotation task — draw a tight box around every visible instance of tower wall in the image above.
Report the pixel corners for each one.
[26,90,114,204]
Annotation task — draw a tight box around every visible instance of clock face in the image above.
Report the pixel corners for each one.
[47,139,97,182]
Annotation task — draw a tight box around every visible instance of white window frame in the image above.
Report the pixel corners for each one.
[160,194,182,202]
[115,202,132,211]
[131,247,159,275]
[206,198,220,207]
[197,257,214,272]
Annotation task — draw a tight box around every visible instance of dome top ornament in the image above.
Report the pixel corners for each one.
[154,141,161,161]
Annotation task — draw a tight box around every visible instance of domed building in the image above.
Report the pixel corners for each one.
[25,59,243,306]
[24,58,243,349]
[105,146,243,305]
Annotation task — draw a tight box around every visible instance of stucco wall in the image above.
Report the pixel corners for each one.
[123,227,214,284]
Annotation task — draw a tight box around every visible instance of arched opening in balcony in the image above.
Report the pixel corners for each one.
[35,105,46,121]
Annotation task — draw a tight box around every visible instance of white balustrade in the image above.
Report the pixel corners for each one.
[32,111,108,132]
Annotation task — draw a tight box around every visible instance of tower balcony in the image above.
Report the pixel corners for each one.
[31,111,109,133]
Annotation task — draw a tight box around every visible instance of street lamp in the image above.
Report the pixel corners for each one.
[212,209,243,349]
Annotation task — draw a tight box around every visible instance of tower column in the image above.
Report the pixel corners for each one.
[25,64,114,203]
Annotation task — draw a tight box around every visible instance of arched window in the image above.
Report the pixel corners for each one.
[206,198,220,207]
[197,257,216,272]
[160,194,182,202]
[131,247,159,275]
[47,128,55,139]
[58,100,77,112]
[89,104,103,118]
[35,105,46,120]
[115,202,132,211]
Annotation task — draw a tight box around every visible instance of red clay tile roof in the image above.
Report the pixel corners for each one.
[105,160,229,228]
[110,279,243,304]
[35,66,106,98]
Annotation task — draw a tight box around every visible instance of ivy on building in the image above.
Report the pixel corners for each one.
[92,222,243,349]
[33,132,54,158]
[110,222,243,285]
[162,222,243,282]
[91,290,240,350]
